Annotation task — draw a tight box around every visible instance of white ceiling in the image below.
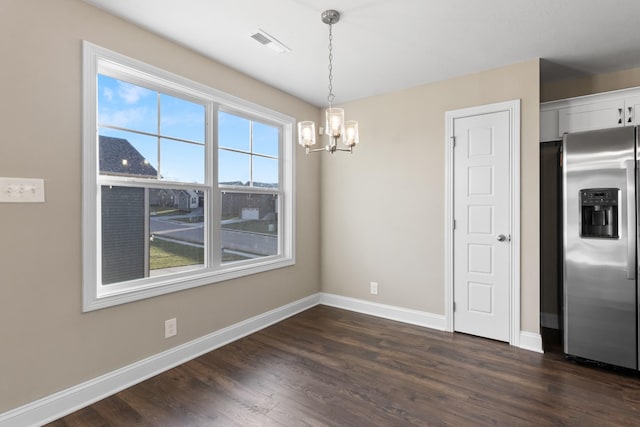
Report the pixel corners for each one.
[84,0,640,107]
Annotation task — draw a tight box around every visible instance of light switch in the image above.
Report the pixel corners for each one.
[0,177,45,203]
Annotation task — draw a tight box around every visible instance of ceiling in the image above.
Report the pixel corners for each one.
[84,0,640,107]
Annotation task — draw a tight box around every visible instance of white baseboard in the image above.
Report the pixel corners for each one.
[1,292,543,425]
[541,311,560,329]
[519,331,544,353]
[319,293,447,331]
[0,294,320,427]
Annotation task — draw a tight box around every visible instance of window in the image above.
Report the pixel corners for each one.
[83,42,294,311]
[218,111,281,263]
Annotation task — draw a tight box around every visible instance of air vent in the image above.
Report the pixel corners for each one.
[250,29,291,54]
[251,32,271,45]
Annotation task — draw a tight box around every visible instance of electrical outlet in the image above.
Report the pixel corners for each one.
[370,282,378,295]
[164,318,177,338]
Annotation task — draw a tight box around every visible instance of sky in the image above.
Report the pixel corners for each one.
[97,74,279,186]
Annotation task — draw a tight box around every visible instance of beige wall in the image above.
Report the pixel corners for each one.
[321,60,541,332]
[0,0,321,412]
[542,66,640,102]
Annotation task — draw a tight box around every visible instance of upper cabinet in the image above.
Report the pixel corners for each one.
[541,87,640,142]
[625,96,640,126]
[558,99,624,134]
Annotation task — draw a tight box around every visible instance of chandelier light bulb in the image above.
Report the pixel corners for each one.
[297,121,316,147]
[326,108,344,138]
[344,120,359,146]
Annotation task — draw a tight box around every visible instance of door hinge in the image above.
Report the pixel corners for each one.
[453,302,456,312]
[450,136,456,147]
[453,219,456,230]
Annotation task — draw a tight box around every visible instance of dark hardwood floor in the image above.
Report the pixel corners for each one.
[48,305,640,426]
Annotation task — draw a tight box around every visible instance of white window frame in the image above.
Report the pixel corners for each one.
[82,41,295,311]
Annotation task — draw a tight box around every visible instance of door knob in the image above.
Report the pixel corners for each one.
[497,234,507,242]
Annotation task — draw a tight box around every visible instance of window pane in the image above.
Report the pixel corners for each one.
[102,185,206,285]
[221,192,278,263]
[149,188,205,277]
[160,138,205,184]
[219,111,250,151]
[253,156,279,188]
[160,94,205,143]
[253,121,279,157]
[98,74,157,134]
[219,149,250,185]
[99,129,158,178]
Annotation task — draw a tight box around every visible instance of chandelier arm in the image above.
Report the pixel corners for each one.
[306,147,330,154]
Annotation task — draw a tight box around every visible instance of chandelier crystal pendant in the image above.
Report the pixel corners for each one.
[298,9,360,155]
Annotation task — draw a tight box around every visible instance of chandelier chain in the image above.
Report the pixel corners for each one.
[327,23,335,107]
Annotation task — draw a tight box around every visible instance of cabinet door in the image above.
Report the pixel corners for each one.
[624,96,640,126]
[558,100,624,136]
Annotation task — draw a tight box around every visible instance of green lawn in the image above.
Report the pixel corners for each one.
[150,238,255,269]
[222,220,277,235]
[150,239,204,270]
[150,207,181,216]
[222,252,252,263]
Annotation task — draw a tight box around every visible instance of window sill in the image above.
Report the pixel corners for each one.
[83,256,295,312]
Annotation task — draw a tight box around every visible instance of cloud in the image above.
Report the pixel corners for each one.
[118,81,153,104]
[161,113,203,128]
[103,87,113,101]
[99,107,151,128]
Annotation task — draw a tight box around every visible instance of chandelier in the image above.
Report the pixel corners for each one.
[298,9,360,154]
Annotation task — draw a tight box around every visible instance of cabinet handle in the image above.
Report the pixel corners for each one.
[618,108,623,124]
[628,106,633,123]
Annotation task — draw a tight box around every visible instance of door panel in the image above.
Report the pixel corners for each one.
[454,111,510,342]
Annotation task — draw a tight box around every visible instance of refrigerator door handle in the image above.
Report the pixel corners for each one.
[626,160,636,280]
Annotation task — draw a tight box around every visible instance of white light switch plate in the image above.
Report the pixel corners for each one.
[0,177,45,203]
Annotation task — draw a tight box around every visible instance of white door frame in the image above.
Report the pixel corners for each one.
[444,99,521,346]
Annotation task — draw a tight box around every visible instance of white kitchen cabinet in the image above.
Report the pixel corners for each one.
[624,96,640,126]
[540,87,640,142]
[558,99,624,135]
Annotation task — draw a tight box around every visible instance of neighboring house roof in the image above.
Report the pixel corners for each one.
[178,189,199,198]
[220,181,277,188]
[99,135,158,177]
[155,188,177,197]
[220,181,247,186]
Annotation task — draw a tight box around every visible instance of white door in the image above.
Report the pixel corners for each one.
[453,110,511,342]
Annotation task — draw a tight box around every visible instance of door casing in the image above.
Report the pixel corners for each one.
[444,99,521,346]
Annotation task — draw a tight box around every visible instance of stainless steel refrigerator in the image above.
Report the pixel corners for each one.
[563,126,638,369]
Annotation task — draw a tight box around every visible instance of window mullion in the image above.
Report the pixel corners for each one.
[157,92,162,180]
[210,103,221,269]
[249,120,254,187]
